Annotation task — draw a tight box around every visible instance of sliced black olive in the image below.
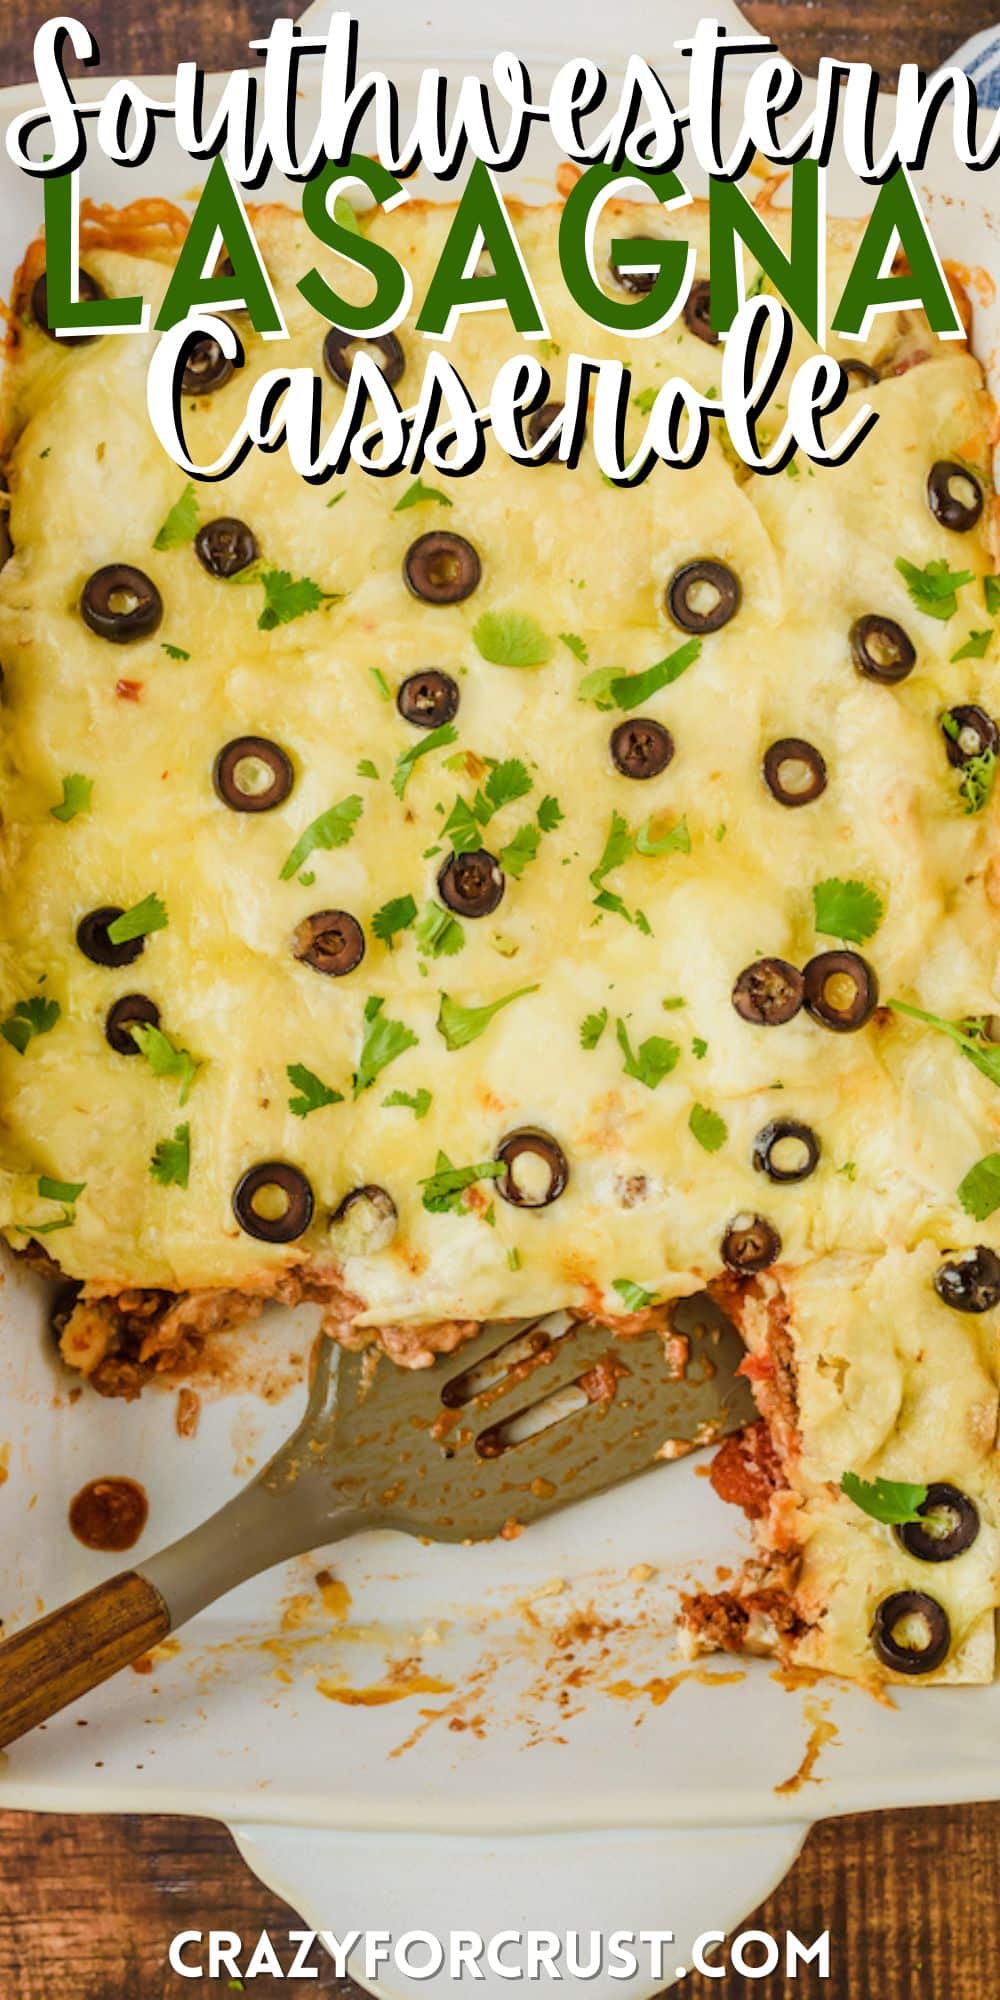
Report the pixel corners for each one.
[194,517,258,579]
[292,910,365,977]
[927,459,983,533]
[934,1245,1000,1313]
[762,738,828,807]
[213,736,294,813]
[841,359,879,388]
[437,849,504,918]
[941,704,999,768]
[31,268,105,344]
[732,958,804,1027]
[803,951,878,1033]
[81,565,162,644]
[50,1278,82,1344]
[77,906,145,969]
[396,669,460,730]
[752,1119,821,1184]
[850,615,916,686]
[403,532,481,605]
[323,326,405,388]
[329,1184,397,1255]
[895,1483,980,1564]
[232,1162,314,1243]
[609,240,661,295]
[495,1129,569,1208]
[667,560,741,635]
[871,1589,950,1675]
[181,330,235,396]
[683,279,718,345]
[525,401,566,458]
[104,993,160,1054]
[721,1213,781,1274]
[610,717,673,780]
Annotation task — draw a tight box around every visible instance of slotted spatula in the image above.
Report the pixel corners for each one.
[0,1294,755,1747]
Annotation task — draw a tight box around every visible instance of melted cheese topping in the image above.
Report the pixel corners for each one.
[1,196,999,1680]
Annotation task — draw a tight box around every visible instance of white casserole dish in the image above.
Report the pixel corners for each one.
[1,1,999,1989]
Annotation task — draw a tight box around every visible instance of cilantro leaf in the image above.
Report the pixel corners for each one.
[580,1008,608,1049]
[958,1150,1000,1221]
[689,1103,727,1152]
[391,722,458,798]
[286,1062,344,1118]
[130,1023,200,1105]
[414,899,465,958]
[150,1121,190,1188]
[472,610,552,668]
[38,1174,86,1204]
[333,194,362,235]
[257,568,339,631]
[590,811,633,889]
[107,894,168,946]
[372,893,418,949]
[153,481,199,550]
[985,576,1000,616]
[50,774,93,823]
[616,1019,680,1090]
[162,642,190,661]
[370,666,392,701]
[420,1151,505,1213]
[442,795,484,852]
[483,759,532,814]
[537,795,564,832]
[608,640,701,713]
[576,665,620,709]
[436,984,539,1051]
[812,877,884,945]
[383,1086,432,1119]
[279,795,362,880]
[357,758,379,779]
[951,628,993,662]
[612,1277,660,1311]
[499,823,540,878]
[894,555,973,621]
[560,631,589,663]
[353,995,418,1096]
[1,995,60,1054]
[633,386,658,414]
[840,1471,928,1526]
[394,477,453,512]
[635,813,690,856]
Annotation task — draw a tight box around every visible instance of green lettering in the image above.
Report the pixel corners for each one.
[156,156,282,334]
[832,168,963,340]
[709,160,820,340]
[299,154,408,335]
[417,160,545,339]
[558,165,690,333]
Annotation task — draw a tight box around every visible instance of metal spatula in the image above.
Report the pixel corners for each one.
[0,1294,755,1748]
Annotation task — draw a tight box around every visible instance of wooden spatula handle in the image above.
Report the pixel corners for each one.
[0,1571,170,1750]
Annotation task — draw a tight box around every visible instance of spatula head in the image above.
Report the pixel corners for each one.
[262,1293,757,1545]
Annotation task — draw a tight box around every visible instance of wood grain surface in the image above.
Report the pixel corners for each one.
[0,0,999,1995]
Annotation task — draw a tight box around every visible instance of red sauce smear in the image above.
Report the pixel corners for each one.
[69,1476,148,1551]
[709,1423,783,1520]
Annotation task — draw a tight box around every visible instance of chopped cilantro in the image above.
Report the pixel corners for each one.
[691,1035,708,1059]
[537,795,564,832]
[472,610,552,668]
[130,1023,200,1105]
[985,575,1000,616]
[616,1019,680,1090]
[153,482,199,550]
[370,666,392,701]
[591,811,633,889]
[383,1086,432,1118]
[482,759,532,814]
[580,1008,608,1050]
[560,631,589,663]
[951,628,992,662]
[436,984,538,1051]
[662,997,685,1011]
[50,774,92,822]
[632,387,658,414]
[357,757,379,780]
[498,823,540,878]
[812,876,884,945]
[107,894,168,945]
[420,1152,505,1213]
[394,477,453,512]
[612,1277,659,1310]
[287,1062,344,1118]
[888,999,1000,1089]
[150,1121,190,1188]
[279,795,362,880]
[257,569,340,631]
[161,642,190,661]
[635,813,690,856]
[580,640,701,713]
[688,1103,727,1152]
[957,1150,1000,1221]
[392,722,458,798]
[414,900,465,958]
[353,995,418,1096]
[1,995,60,1054]
[326,490,345,509]
[840,1472,928,1525]
[507,1246,522,1271]
[38,1174,85,1204]
[894,555,973,621]
[333,194,362,235]
[442,794,484,852]
[941,716,998,814]
[838,1160,857,1180]
[372,893,418,949]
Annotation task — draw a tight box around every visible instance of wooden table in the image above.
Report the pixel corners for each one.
[0,0,998,1993]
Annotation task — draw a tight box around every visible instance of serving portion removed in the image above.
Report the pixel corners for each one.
[1,189,998,1689]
